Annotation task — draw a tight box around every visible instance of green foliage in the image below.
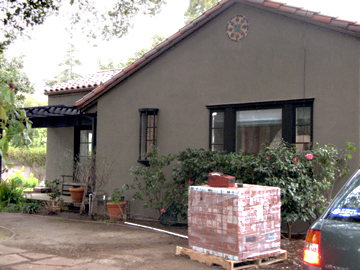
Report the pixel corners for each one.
[1,1,167,52]
[1,1,60,52]
[0,53,32,158]
[184,0,218,24]
[0,179,24,206]
[6,167,39,188]
[130,142,355,237]
[20,201,42,214]
[110,188,125,203]
[45,178,62,201]
[128,147,176,215]
[7,147,46,167]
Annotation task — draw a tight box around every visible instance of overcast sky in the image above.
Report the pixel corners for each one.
[5,0,360,100]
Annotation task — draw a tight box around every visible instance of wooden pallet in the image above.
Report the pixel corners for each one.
[176,246,287,270]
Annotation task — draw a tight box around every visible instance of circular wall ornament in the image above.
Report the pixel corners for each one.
[226,15,249,42]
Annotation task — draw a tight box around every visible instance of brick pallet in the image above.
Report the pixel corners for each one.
[188,184,281,261]
[176,246,287,270]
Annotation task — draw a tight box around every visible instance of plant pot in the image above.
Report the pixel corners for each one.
[107,202,126,221]
[69,187,85,203]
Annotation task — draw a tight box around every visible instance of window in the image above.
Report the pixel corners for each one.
[139,108,159,164]
[211,111,225,151]
[236,109,282,154]
[75,126,94,163]
[329,171,360,223]
[79,129,93,163]
[295,107,311,151]
[208,99,313,154]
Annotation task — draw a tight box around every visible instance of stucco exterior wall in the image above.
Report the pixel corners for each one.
[91,2,359,217]
[46,127,74,181]
[45,92,89,180]
[47,91,90,106]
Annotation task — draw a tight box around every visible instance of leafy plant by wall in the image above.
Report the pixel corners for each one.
[129,141,355,237]
[0,179,24,206]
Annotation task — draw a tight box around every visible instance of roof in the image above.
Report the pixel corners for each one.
[75,0,360,108]
[25,105,80,117]
[45,69,122,94]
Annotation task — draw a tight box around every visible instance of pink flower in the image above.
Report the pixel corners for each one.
[306,153,314,160]
[293,157,297,162]
[188,180,194,185]
[179,185,183,188]
[266,157,270,161]
[161,209,166,213]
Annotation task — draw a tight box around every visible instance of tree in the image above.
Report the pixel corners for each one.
[98,35,165,70]
[45,44,82,87]
[1,0,167,53]
[0,53,33,158]
[184,0,218,24]
[0,53,34,106]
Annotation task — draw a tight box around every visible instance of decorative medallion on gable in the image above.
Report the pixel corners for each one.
[226,15,249,42]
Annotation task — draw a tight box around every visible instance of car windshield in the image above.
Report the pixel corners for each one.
[327,171,360,223]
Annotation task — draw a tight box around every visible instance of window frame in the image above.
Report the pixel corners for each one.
[207,99,314,153]
[138,108,159,165]
[74,125,96,164]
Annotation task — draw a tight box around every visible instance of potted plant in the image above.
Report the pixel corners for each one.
[44,179,64,214]
[107,188,126,221]
[69,186,85,203]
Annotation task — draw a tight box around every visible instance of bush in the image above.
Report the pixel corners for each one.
[128,147,176,216]
[6,167,38,188]
[6,147,46,167]
[130,142,354,237]
[0,179,24,206]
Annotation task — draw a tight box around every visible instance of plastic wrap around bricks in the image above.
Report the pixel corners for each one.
[188,184,281,261]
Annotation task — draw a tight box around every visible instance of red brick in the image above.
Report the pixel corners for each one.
[188,184,281,260]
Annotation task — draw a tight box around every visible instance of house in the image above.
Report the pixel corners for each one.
[32,0,360,218]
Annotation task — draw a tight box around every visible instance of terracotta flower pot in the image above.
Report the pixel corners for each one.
[107,202,126,221]
[69,187,85,203]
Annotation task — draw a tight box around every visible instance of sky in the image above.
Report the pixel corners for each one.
[5,0,360,100]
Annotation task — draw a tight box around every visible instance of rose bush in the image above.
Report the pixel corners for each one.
[129,142,355,237]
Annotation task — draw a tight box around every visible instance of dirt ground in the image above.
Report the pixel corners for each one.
[0,212,304,269]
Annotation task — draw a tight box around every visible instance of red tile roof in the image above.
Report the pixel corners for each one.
[75,0,360,108]
[45,69,122,94]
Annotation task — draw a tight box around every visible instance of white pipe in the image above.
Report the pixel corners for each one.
[124,222,188,239]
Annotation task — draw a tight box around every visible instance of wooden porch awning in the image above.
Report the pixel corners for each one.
[24,105,96,128]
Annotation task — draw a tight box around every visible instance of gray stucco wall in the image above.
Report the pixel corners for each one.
[46,127,74,181]
[45,92,89,180]
[47,2,359,218]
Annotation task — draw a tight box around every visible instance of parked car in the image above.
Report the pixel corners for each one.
[303,169,360,270]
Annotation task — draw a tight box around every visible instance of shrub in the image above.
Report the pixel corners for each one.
[6,167,38,188]
[128,147,176,216]
[0,179,24,206]
[130,142,354,237]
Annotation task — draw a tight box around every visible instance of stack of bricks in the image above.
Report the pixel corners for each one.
[188,184,281,261]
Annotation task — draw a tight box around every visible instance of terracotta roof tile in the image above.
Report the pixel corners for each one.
[75,0,360,108]
[263,1,281,9]
[45,69,122,93]
[310,14,334,24]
